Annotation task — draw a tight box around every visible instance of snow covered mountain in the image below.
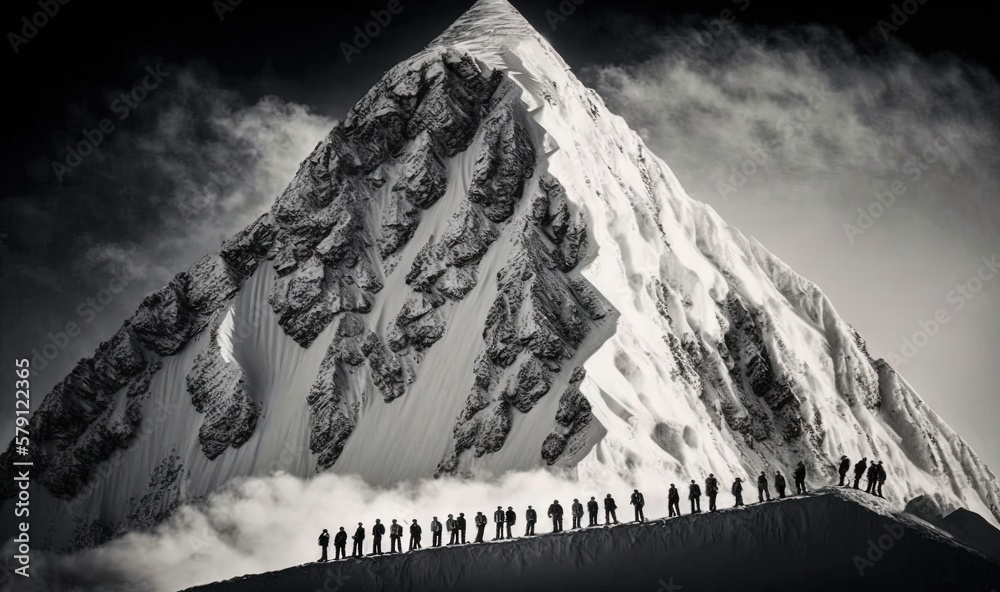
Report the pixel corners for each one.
[3,0,998,550]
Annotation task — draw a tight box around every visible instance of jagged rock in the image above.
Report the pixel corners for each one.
[220,214,277,278]
[392,131,448,209]
[125,450,188,531]
[475,400,512,456]
[503,357,553,413]
[467,102,536,223]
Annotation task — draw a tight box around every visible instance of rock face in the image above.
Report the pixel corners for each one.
[3,0,999,554]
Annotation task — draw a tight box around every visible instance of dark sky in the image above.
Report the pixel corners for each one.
[1,0,998,466]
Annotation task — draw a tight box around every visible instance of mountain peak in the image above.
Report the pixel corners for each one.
[428,0,556,65]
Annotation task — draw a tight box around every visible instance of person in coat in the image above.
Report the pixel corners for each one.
[548,500,564,532]
[668,484,681,517]
[757,471,771,503]
[446,514,458,545]
[493,506,506,540]
[774,472,787,499]
[505,507,516,539]
[587,497,599,526]
[630,489,646,522]
[334,527,348,560]
[689,480,702,514]
[351,522,365,558]
[794,462,808,495]
[604,494,619,525]
[474,512,487,542]
[525,505,537,535]
[732,478,744,507]
[571,499,584,529]
[839,455,851,486]
[430,516,442,547]
[853,458,868,489]
[389,519,403,553]
[372,519,385,555]
[866,461,880,494]
[457,513,467,544]
[318,529,330,562]
[705,474,719,512]
[408,519,422,551]
[876,462,887,498]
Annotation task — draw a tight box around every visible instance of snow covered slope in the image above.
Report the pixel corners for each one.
[182,490,1000,592]
[2,0,998,550]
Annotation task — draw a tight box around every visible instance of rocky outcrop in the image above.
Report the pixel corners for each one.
[541,367,593,465]
[186,312,261,460]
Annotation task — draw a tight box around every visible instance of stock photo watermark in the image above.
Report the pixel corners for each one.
[340,0,414,64]
[852,521,904,576]
[885,254,999,366]
[6,0,71,54]
[843,127,961,243]
[50,65,170,182]
[716,82,830,201]
[873,0,932,41]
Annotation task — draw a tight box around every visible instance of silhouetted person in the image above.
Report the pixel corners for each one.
[474,512,487,542]
[447,514,458,545]
[853,458,868,489]
[775,472,787,499]
[505,507,516,538]
[630,489,646,522]
[390,519,403,553]
[430,516,442,547]
[352,523,365,557]
[866,462,879,494]
[757,472,771,503]
[318,529,330,562]
[604,494,618,525]
[839,455,851,486]
[587,497,599,526]
[525,505,537,535]
[548,500,564,532]
[876,461,887,498]
[668,484,681,517]
[334,527,348,560]
[732,478,744,507]
[794,462,807,494]
[372,519,385,555]
[689,480,702,514]
[493,506,505,540]
[571,499,584,529]
[409,519,422,550]
[457,513,467,543]
[705,474,719,512]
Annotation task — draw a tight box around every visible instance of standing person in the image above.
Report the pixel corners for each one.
[689,480,702,514]
[352,522,365,558]
[604,494,618,525]
[446,514,458,545]
[571,499,584,529]
[548,500,564,532]
[474,512,487,542]
[587,497,599,526]
[372,519,385,555]
[457,513,467,544]
[866,462,879,494]
[525,505,537,535]
[705,475,719,513]
[876,462,887,497]
[505,506,516,539]
[430,516,442,547]
[409,519,422,551]
[853,458,868,489]
[794,462,808,495]
[318,529,330,562]
[668,484,681,517]
[757,471,771,503]
[389,519,403,553]
[774,472,787,499]
[334,527,348,560]
[630,489,646,523]
[839,455,851,486]
[732,478,744,507]
[493,506,505,540]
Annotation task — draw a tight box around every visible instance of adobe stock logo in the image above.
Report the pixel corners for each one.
[340,0,414,64]
[7,0,71,55]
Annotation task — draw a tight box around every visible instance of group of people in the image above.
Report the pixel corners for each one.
[316,456,890,562]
